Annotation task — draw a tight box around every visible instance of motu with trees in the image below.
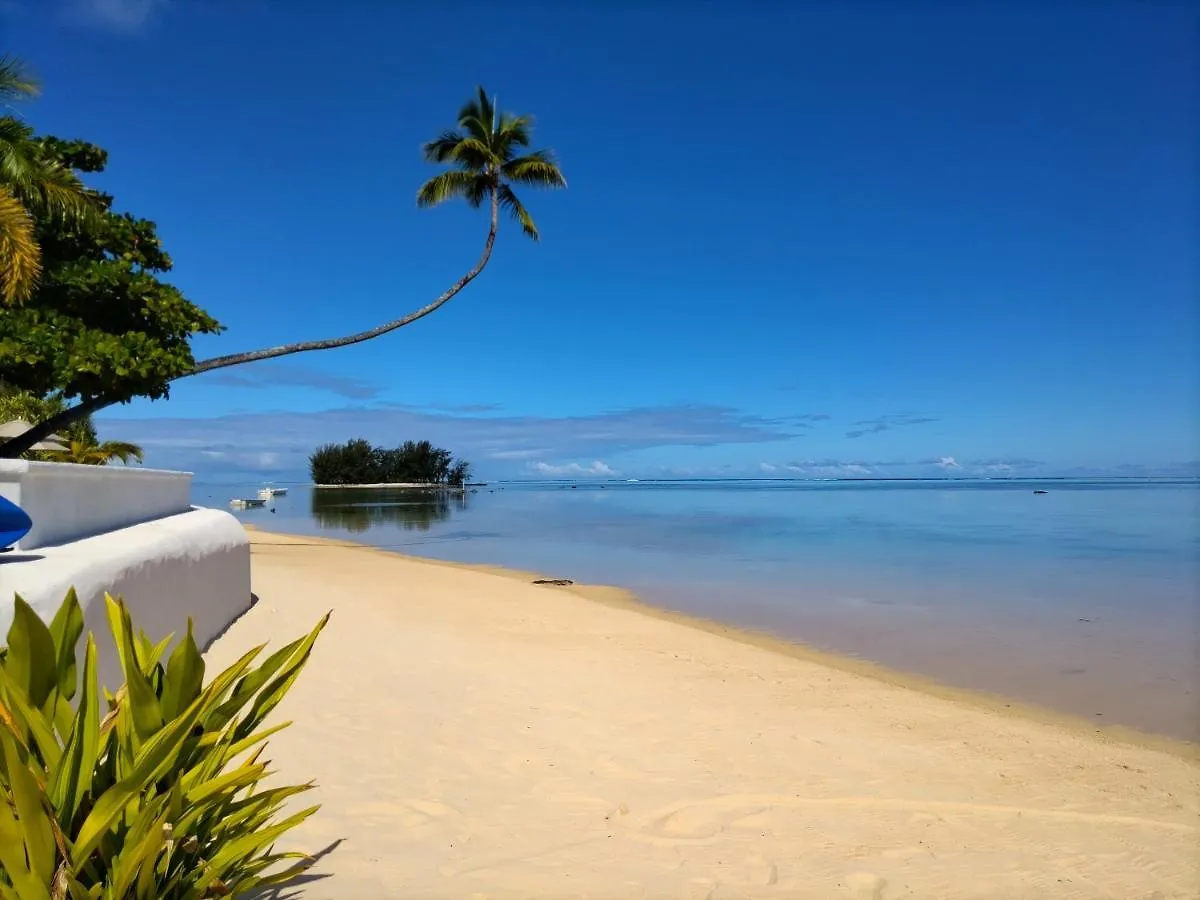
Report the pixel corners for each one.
[0,58,566,458]
[309,438,472,487]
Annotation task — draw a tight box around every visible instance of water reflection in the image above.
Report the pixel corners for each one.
[309,487,467,533]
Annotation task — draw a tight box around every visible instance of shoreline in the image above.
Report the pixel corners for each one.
[209,528,1200,897]
[242,526,1197,761]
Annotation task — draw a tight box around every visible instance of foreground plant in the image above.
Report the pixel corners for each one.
[0,590,328,898]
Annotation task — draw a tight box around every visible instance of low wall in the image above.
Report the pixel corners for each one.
[0,508,252,691]
[0,460,192,550]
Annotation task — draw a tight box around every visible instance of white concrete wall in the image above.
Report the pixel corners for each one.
[0,460,191,550]
[0,508,252,692]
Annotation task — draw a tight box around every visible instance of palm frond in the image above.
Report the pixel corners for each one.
[23,165,102,225]
[501,150,567,189]
[457,86,496,146]
[416,169,492,208]
[448,136,500,170]
[421,129,466,163]
[494,114,531,161]
[0,185,40,305]
[99,441,144,464]
[0,56,39,106]
[497,184,539,241]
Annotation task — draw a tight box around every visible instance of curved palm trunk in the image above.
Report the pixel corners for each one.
[0,192,500,459]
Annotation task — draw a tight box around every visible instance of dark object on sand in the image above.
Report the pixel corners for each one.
[1033,489,1049,494]
[533,579,574,586]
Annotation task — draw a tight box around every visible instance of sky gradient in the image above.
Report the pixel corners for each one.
[4,0,1197,480]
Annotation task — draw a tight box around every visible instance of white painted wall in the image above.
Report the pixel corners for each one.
[0,508,252,691]
[0,460,191,550]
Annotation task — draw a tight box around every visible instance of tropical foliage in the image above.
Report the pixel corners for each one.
[0,56,101,306]
[0,589,327,898]
[45,438,143,466]
[309,438,471,486]
[0,134,222,420]
[0,390,144,465]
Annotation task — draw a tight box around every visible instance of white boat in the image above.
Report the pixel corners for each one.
[256,486,288,499]
[230,497,267,509]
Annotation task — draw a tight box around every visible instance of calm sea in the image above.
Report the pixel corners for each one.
[198,478,1200,741]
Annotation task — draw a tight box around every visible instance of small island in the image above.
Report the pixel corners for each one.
[309,438,472,488]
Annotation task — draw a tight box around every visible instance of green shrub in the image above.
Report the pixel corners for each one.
[0,590,328,898]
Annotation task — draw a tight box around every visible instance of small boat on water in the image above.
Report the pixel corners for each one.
[257,486,289,499]
[230,497,267,509]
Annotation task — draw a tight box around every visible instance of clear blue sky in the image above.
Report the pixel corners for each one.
[5,0,1197,480]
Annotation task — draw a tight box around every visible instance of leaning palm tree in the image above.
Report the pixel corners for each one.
[1,87,566,457]
[47,437,144,466]
[0,54,100,305]
[185,86,566,376]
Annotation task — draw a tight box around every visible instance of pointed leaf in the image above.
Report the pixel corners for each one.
[48,634,99,829]
[0,661,63,769]
[46,589,83,702]
[6,594,58,709]
[161,619,204,721]
[1,729,57,884]
[233,613,329,741]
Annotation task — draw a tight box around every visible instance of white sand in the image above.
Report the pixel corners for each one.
[204,531,1200,899]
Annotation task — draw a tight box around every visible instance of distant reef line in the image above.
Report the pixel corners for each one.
[312,482,485,489]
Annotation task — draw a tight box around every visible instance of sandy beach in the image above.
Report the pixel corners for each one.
[204,531,1200,899]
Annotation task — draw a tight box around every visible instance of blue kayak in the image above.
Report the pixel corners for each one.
[0,495,32,551]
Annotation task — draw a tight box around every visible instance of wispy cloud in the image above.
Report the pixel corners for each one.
[776,459,875,477]
[63,0,166,31]
[845,413,937,439]
[380,401,504,414]
[528,460,615,477]
[102,402,801,480]
[206,364,383,400]
[778,413,830,426]
[934,456,961,470]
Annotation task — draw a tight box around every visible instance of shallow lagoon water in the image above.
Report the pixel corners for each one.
[204,478,1200,741]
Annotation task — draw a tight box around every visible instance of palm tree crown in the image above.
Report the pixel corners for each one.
[417,87,566,241]
[0,54,101,306]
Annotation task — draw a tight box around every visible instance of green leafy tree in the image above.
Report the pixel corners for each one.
[1,86,565,459]
[308,438,469,485]
[0,137,223,450]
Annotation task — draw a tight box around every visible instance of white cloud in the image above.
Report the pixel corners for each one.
[759,462,779,473]
[66,0,165,31]
[486,448,554,460]
[936,456,962,470]
[528,460,615,477]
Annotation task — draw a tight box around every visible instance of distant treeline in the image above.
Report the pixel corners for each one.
[309,439,471,486]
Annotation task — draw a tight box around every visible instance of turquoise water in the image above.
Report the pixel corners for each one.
[202,478,1200,741]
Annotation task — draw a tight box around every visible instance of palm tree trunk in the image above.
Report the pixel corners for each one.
[0,193,501,459]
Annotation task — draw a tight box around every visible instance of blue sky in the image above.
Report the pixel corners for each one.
[4,0,1197,480]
